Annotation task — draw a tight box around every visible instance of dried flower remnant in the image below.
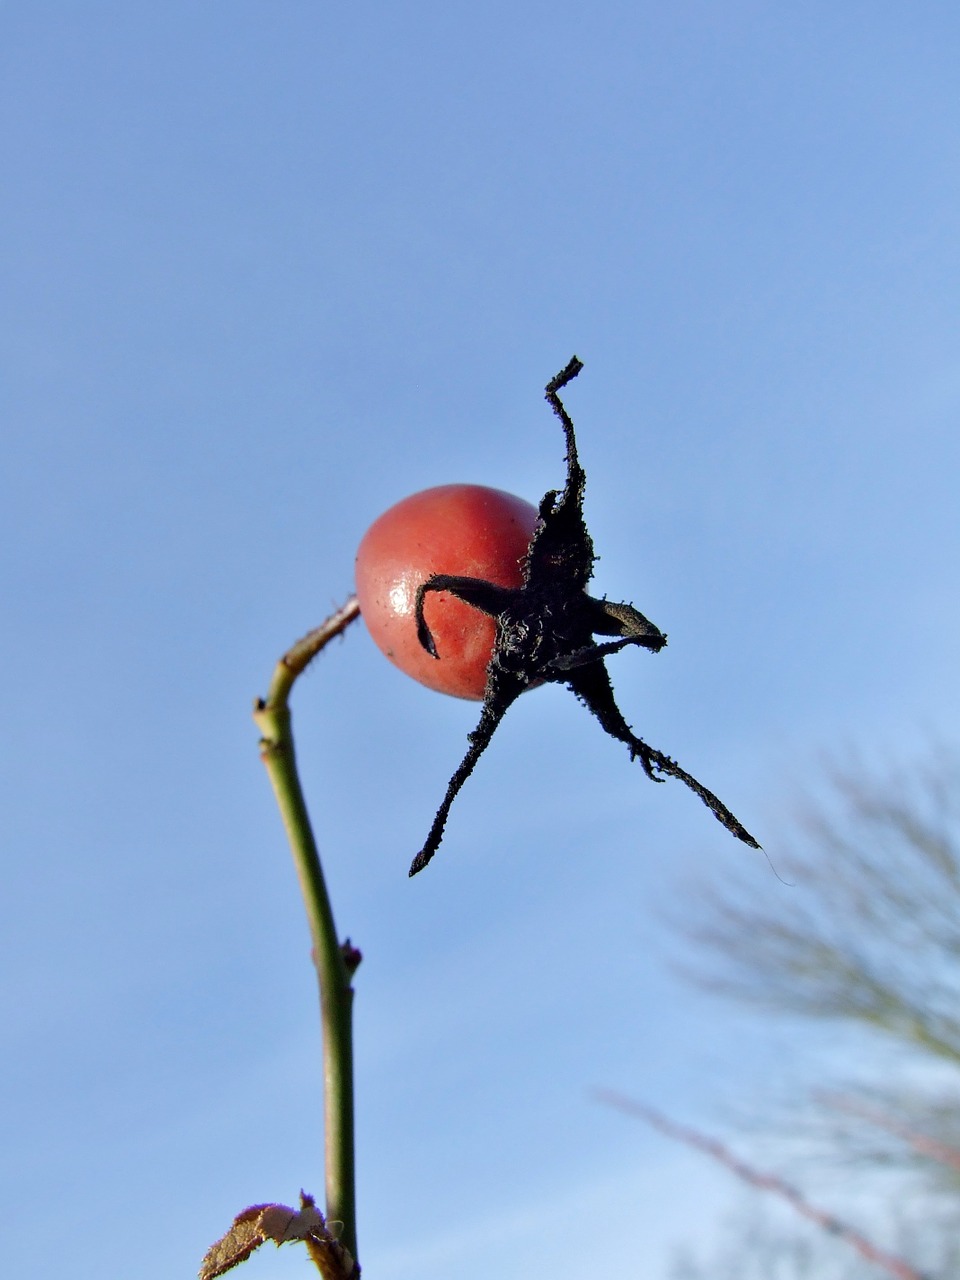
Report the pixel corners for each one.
[409,356,759,875]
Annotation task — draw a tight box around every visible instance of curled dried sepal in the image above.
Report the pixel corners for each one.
[199,1191,357,1280]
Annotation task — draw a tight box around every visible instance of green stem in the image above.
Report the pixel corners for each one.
[253,595,362,1267]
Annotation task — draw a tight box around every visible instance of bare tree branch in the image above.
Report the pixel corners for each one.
[597,1091,933,1280]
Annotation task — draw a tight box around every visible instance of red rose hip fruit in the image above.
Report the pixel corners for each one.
[355,484,539,700]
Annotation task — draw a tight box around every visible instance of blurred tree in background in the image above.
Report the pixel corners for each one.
[669,1199,960,1280]
[665,748,960,1277]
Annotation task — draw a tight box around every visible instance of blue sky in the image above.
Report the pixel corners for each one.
[3,4,960,1277]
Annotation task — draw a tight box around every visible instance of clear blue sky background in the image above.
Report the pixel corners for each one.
[4,5,960,1277]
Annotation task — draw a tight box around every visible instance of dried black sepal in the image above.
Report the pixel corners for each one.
[409,356,759,876]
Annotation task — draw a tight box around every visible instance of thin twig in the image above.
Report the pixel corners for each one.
[253,595,362,1267]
